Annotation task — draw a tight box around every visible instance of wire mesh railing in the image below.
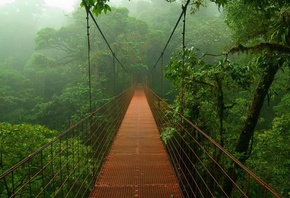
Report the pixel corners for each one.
[0,86,134,198]
[144,86,282,198]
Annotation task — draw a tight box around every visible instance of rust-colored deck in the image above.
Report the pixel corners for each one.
[90,87,182,198]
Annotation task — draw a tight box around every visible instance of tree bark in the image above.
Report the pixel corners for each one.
[224,62,280,196]
[214,74,225,147]
[235,63,279,161]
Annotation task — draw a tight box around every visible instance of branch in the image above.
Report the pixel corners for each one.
[201,53,224,58]
[51,40,75,53]
[227,42,290,55]
[224,102,237,110]
[185,77,216,88]
[54,55,79,66]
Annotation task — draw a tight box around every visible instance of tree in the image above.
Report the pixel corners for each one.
[224,0,290,163]
[163,0,290,195]
[0,123,92,197]
[0,123,58,197]
[0,123,57,170]
[248,95,290,195]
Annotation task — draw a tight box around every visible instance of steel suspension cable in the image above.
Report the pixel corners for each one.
[151,0,190,71]
[85,8,128,73]
[81,1,128,74]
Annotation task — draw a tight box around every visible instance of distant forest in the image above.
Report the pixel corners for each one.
[0,0,289,196]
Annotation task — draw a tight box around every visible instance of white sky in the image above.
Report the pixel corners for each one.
[0,0,79,12]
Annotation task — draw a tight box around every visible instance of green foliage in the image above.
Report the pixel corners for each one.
[161,127,176,145]
[1,6,154,129]
[80,0,111,16]
[225,0,290,48]
[187,17,232,57]
[0,123,58,170]
[0,122,93,197]
[1,0,289,195]
[248,112,290,196]
[221,60,252,89]
[162,0,290,195]
[225,2,267,43]
[193,0,290,10]
[270,6,290,45]
[165,47,254,148]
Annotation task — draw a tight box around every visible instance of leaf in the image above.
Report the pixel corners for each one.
[160,127,176,144]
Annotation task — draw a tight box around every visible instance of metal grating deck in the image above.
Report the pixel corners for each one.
[90,87,182,198]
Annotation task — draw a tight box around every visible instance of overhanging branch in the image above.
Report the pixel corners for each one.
[227,42,290,55]
[185,77,215,88]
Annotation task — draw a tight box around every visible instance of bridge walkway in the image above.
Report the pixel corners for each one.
[90,86,182,197]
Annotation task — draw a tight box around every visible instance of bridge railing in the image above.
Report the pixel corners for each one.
[145,86,282,198]
[0,86,134,198]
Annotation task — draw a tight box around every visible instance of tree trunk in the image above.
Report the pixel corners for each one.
[235,63,279,161]
[223,62,280,196]
[214,74,225,147]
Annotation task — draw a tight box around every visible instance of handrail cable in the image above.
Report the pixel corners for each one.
[151,0,190,71]
[82,1,128,73]
[0,87,132,180]
[145,87,283,198]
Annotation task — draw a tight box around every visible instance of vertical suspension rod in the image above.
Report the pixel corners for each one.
[86,7,92,114]
[181,2,188,114]
[84,3,96,184]
[113,53,116,95]
[160,52,164,97]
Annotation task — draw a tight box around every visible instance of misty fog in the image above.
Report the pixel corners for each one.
[0,0,228,125]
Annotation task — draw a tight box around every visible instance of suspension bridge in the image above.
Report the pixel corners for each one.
[0,1,284,198]
[0,85,282,197]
